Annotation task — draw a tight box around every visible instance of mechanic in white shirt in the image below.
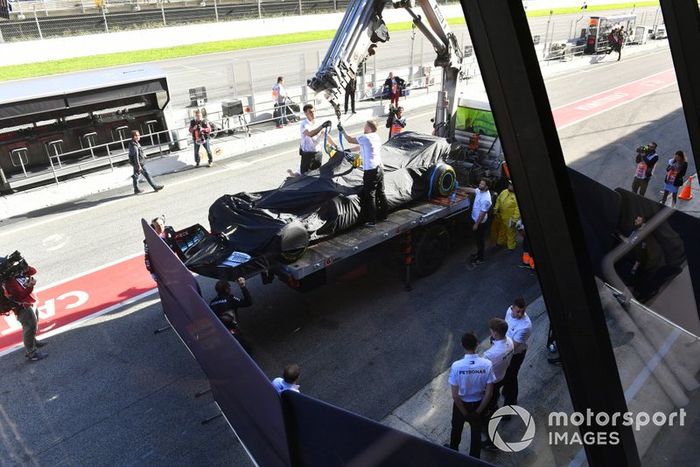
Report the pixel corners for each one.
[481,317,514,449]
[299,104,334,174]
[445,332,495,458]
[339,120,388,226]
[271,363,301,394]
[463,178,492,264]
[502,297,532,406]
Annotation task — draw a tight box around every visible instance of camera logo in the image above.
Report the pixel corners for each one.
[488,405,536,452]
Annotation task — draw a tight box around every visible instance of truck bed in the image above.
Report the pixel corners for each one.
[279,189,471,280]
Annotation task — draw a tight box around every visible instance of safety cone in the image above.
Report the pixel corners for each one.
[679,175,694,201]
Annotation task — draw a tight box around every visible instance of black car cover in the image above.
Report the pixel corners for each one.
[183,132,452,279]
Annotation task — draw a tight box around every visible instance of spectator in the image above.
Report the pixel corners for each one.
[384,72,405,108]
[3,255,46,362]
[490,180,520,250]
[299,104,334,174]
[339,120,388,226]
[272,76,289,128]
[272,363,301,393]
[209,278,253,352]
[444,331,495,458]
[464,179,493,265]
[661,150,688,208]
[386,106,407,140]
[501,298,532,407]
[631,142,659,196]
[129,130,164,194]
[188,110,214,167]
[344,77,357,115]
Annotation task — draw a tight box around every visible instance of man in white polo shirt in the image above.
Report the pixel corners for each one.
[445,332,495,458]
[482,317,514,449]
[299,104,334,174]
[463,178,492,265]
[339,120,388,226]
[502,297,532,406]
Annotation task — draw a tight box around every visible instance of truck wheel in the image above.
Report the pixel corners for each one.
[413,225,450,277]
[430,164,457,197]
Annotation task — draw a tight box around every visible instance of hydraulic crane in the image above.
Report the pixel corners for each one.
[308,0,466,139]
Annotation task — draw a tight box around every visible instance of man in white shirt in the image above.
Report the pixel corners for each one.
[463,179,492,264]
[271,363,301,394]
[339,120,388,226]
[445,332,495,458]
[299,104,334,174]
[502,297,532,406]
[482,317,514,449]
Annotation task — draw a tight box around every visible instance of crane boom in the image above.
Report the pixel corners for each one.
[308,0,465,138]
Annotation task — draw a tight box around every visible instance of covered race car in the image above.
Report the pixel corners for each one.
[178,132,457,280]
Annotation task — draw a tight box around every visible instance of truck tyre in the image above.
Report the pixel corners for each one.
[413,225,450,277]
[430,163,457,197]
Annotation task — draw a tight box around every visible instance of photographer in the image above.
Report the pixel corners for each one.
[631,142,659,197]
[386,106,406,141]
[1,253,46,362]
[189,109,214,167]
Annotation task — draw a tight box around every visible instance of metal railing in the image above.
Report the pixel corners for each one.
[1,0,354,40]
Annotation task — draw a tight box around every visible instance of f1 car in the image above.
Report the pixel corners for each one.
[172,132,458,280]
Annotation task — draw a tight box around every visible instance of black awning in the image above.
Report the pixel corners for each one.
[66,79,167,108]
[0,96,67,122]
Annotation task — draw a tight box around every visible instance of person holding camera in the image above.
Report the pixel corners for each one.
[386,106,407,140]
[143,216,177,281]
[631,142,659,196]
[189,109,214,167]
[299,104,335,174]
[2,254,46,361]
[129,130,164,194]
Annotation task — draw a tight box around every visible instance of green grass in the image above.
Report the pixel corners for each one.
[0,1,659,82]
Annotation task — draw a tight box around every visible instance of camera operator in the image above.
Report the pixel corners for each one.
[385,106,406,141]
[1,253,46,361]
[189,109,214,167]
[631,142,659,197]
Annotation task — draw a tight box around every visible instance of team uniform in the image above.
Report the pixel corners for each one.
[299,118,325,174]
[502,307,532,406]
[482,336,514,421]
[447,353,496,458]
[357,132,388,224]
[209,286,253,351]
[471,189,492,262]
[272,377,300,394]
